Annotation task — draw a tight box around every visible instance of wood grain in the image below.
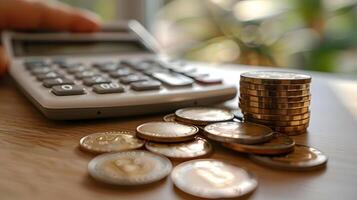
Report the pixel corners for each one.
[1,65,357,200]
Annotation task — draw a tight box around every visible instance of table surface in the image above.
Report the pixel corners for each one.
[1,63,357,200]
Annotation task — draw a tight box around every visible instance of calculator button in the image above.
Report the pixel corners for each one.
[24,60,47,69]
[43,78,74,88]
[30,67,52,75]
[144,68,170,76]
[93,62,119,72]
[66,65,89,73]
[171,66,196,74]
[93,83,124,94]
[185,71,209,79]
[131,62,153,71]
[131,80,161,91]
[52,58,66,66]
[75,71,98,79]
[36,72,62,81]
[120,74,150,84]
[109,68,132,78]
[151,72,194,87]
[52,85,85,96]
[195,76,223,85]
[83,76,111,86]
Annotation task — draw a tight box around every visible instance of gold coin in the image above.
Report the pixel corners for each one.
[175,107,234,126]
[245,117,310,126]
[240,93,311,103]
[79,131,145,154]
[240,104,309,115]
[223,133,295,155]
[88,150,172,185]
[136,122,198,142]
[240,81,310,91]
[240,71,311,84]
[250,145,328,171]
[171,159,258,199]
[240,87,310,97]
[163,113,176,122]
[239,98,310,109]
[243,112,310,121]
[145,137,212,160]
[203,121,274,144]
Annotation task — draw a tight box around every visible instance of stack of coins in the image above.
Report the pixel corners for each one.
[239,71,312,135]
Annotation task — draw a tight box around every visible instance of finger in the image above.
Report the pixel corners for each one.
[0,45,9,75]
[0,0,101,32]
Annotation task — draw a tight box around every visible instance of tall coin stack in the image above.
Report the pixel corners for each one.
[239,71,312,135]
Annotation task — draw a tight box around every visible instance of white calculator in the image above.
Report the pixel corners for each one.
[2,21,237,120]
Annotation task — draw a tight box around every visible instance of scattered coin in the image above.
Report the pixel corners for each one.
[203,121,274,144]
[243,112,310,121]
[240,71,312,84]
[240,81,310,91]
[175,107,234,125]
[171,159,258,199]
[240,87,310,97]
[88,150,172,185]
[250,145,328,171]
[79,131,145,154]
[136,122,199,142]
[223,133,295,155]
[145,137,212,160]
[240,98,310,109]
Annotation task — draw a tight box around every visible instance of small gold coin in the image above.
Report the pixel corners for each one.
[79,131,145,154]
[136,122,199,142]
[240,104,309,115]
[239,98,310,109]
[175,107,234,125]
[223,133,295,155]
[240,87,310,97]
[145,137,212,160]
[245,118,310,127]
[88,150,172,185]
[203,121,274,144]
[240,81,310,91]
[240,93,311,103]
[250,145,328,171]
[243,112,310,121]
[171,159,258,199]
[240,71,311,84]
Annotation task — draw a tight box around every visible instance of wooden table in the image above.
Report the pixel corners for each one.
[1,64,357,200]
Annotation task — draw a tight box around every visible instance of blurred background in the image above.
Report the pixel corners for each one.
[60,0,357,74]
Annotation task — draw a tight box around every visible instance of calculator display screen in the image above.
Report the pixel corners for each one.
[12,40,151,56]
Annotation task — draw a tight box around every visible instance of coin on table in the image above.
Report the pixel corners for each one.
[240,81,310,91]
[203,121,274,144]
[245,118,310,127]
[239,98,310,109]
[145,137,212,160]
[240,71,312,84]
[171,159,258,199]
[223,133,295,155]
[240,94,311,103]
[250,145,328,171]
[79,131,145,154]
[240,87,310,97]
[88,150,172,185]
[243,112,310,121]
[240,104,309,115]
[175,107,234,126]
[136,122,199,142]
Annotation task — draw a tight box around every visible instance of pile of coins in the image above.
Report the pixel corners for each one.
[239,71,312,135]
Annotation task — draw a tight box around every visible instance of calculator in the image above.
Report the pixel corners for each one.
[2,21,237,120]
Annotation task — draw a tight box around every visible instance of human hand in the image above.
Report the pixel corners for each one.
[0,0,101,75]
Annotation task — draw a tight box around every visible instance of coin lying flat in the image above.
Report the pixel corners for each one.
[245,118,310,127]
[203,121,274,144]
[240,94,311,103]
[136,122,199,142]
[223,133,295,155]
[240,98,310,109]
[171,159,258,199]
[240,87,310,97]
[145,137,212,160]
[88,150,172,185]
[240,81,310,91]
[79,131,145,154]
[250,145,328,171]
[240,71,312,84]
[243,112,310,121]
[175,107,234,125]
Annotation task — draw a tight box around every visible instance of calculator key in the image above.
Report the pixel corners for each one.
[36,72,62,81]
[43,78,74,88]
[195,76,223,85]
[66,65,89,73]
[30,67,52,75]
[144,67,169,76]
[52,85,85,96]
[109,68,132,78]
[152,72,194,87]
[131,80,161,91]
[24,60,47,69]
[52,58,66,66]
[171,66,196,74]
[93,62,119,72]
[131,62,153,71]
[185,71,209,79]
[93,83,124,94]
[75,71,98,79]
[83,76,111,86]
[120,74,150,84]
